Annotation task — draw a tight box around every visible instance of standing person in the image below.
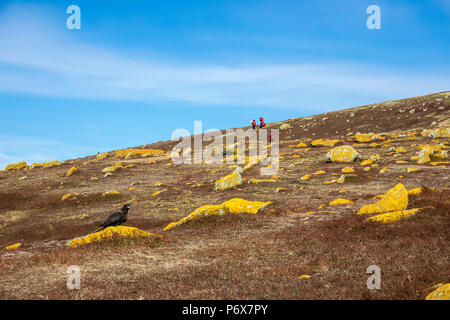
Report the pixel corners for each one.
[251,119,256,130]
[259,117,266,128]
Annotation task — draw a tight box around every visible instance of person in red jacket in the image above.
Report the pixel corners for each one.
[251,119,256,130]
[259,117,266,128]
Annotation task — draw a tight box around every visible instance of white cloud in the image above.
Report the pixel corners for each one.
[0,3,449,111]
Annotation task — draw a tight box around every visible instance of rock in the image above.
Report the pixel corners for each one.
[101,164,122,173]
[354,132,385,142]
[358,183,408,215]
[103,190,119,197]
[115,148,165,159]
[280,123,291,130]
[6,161,27,171]
[366,208,422,223]
[61,192,80,201]
[66,166,78,177]
[43,160,61,168]
[329,198,354,205]
[326,145,361,163]
[421,127,450,139]
[425,283,450,300]
[312,139,340,147]
[4,243,21,250]
[214,167,243,191]
[163,198,272,231]
[67,226,162,248]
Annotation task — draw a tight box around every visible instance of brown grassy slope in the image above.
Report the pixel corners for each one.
[0,91,449,299]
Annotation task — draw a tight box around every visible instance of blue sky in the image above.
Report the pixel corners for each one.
[0,0,449,169]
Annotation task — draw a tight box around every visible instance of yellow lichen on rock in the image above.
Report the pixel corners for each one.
[4,243,21,250]
[360,159,373,166]
[66,166,78,177]
[280,123,291,130]
[408,188,423,196]
[67,226,162,248]
[366,208,422,223]
[354,132,385,142]
[61,192,80,201]
[115,148,165,159]
[215,168,243,191]
[406,167,420,173]
[163,198,272,231]
[103,190,119,197]
[312,170,326,175]
[300,174,311,180]
[152,189,167,196]
[6,161,27,171]
[357,183,408,215]
[421,127,450,139]
[425,283,450,300]
[43,160,61,168]
[379,167,389,174]
[329,198,354,206]
[326,145,361,163]
[101,164,122,173]
[342,166,355,173]
[312,139,340,147]
[96,152,109,160]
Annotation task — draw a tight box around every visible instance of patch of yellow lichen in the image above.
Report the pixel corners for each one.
[354,132,385,142]
[379,167,389,174]
[357,183,408,215]
[103,190,119,197]
[43,160,61,168]
[312,170,326,175]
[425,283,450,300]
[360,159,373,166]
[298,274,311,279]
[248,176,279,184]
[66,166,78,177]
[96,152,109,160]
[342,166,355,173]
[408,188,423,196]
[152,189,167,196]
[215,168,242,191]
[115,148,165,159]
[280,123,291,130]
[311,139,340,147]
[29,163,43,169]
[61,192,80,201]
[67,226,163,248]
[101,164,122,173]
[366,208,423,223]
[406,167,420,173]
[4,243,21,250]
[329,198,354,205]
[300,174,311,180]
[421,127,450,139]
[6,161,27,171]
[326,145,360,163]
[163,198,272,231]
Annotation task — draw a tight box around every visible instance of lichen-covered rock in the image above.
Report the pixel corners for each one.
[4,243,21,250]
[61,192,80,201]
[280,123,291,130]
[425,283,450,300]
[163,198,272,231]
[214,168,243,191]
[329,198,354,205]
[300,174,311,180]
[101,164,122,173]
[366,208,421,223]
[29,163,43,169]
[342,167,355,173]
[406,167,420,173]
[103,190,119,197]
[115,148,165,159]
[408,188,423,196]
[67,226,162,248]
[66,166,78,177]
[152,189,167,196]
[357,183,408,215]
[96,152,109,160]
[312,139,340,147]
[421,127,450,139]
[6,161,27,171]
[43,160,61,168]
[354,132,385,142]
[326,145,361,163]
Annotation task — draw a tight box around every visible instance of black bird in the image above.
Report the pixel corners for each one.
[95,205,131,232]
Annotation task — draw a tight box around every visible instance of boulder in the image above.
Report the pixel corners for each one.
[326,145,361,163]
[357,183,408,215]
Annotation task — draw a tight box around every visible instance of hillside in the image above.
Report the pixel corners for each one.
[0,91,449,299]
